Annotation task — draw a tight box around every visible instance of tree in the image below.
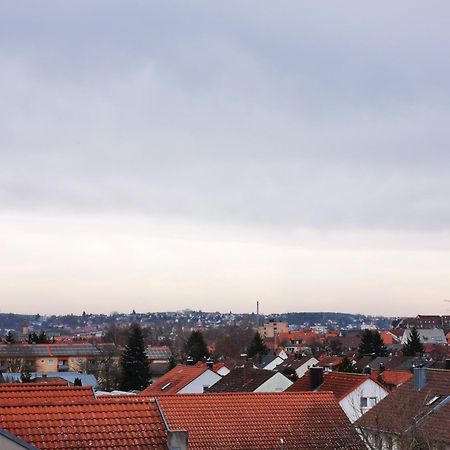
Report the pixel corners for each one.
[119,324,151,391]
[20,361,34,383]
[338,356,360,373]
[372,331,387,357]
[184,331,209,364]
[5,331,15,344]
[73,377,82,386]
[358,330,387,358]
[402,327,424,356]
[246,332,268,359]
[358,330,375,357]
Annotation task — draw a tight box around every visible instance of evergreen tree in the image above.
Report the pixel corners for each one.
[184,331,209,363]
[358,330,374,357]
[119,323,151,391]
[73,377,82,386]
[372,331,388,357]
[5,331,15,344]
[27,332,38,344]
[402,327,424,356]
[338,356,360,373]
[37,331,49,344]
[246,332,268,359]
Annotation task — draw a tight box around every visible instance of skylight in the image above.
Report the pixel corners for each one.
[426,395,442,406]
[161,382,172,391]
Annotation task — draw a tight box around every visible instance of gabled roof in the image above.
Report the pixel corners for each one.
[207,367,278,392]
[276,355,316,371]
[146,346,172,360]
[375,370,413,388]
[0,396,167,449]
[140,364,208,395]
[156,392,365,449]
[357,369,450,446]
[288,371,384,401]
[251,353,281,368]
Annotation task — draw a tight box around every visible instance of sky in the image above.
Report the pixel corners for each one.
[1,1,450,316]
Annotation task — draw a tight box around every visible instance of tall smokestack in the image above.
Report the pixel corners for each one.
[256,300,260,328]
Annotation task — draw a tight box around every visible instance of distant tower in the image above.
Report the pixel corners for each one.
[22,320,29,336]
[256,300,260,328]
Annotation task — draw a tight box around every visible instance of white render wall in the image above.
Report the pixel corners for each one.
[295,357,319,379]
[339,378,389,423]
[178,369,222,394]
[254,372,293,393]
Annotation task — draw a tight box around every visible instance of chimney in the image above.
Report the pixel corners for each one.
[206,357,214,370]
[310,367,324,391]
[167,430,188,450]
[363,365,371,375]
[186,357,194,366]
[243,362,253,382]
[413,367,427,391]
[379,362,385,373]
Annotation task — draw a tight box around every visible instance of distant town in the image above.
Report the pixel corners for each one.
[0,309,448,448]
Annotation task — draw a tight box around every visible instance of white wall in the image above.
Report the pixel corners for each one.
[179,369,222,394]
[340,378,389,423]
[262,356,284,371]
[254,372,293,393]
[295,357,319,379]
[216,366,230,376]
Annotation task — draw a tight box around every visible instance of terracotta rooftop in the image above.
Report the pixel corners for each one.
[140,364,208,395]
[288,371,378,400]
[375,370,413,388]
[0,385,95,406]
[0,397,167,449]
[357,369,450,446]
[156,392,365,449]
[207,367,278,392]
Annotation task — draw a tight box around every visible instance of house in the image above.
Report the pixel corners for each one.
[356,368,450,449]
[156,392,366,449]
[0,383,95,406]
[401,328,447,345]
[251,353,285,370]
[139,364,221,395]
[146,345,172,378]
[0,396,168,449]
[371,370,413,390]
[0,343,104,373]
[288,368,389,422]
[318,355,343,371]
[276,355,319,379]
[207,366,292,393]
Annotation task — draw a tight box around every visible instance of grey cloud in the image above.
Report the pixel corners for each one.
[1,1,450,231]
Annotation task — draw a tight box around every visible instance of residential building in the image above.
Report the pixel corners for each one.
[258,321,289,339]
[156,392,366,449]
[401,328,447,345]
[288,368,389,422]
[207,366,292,393]
[0,343,104,373]
[356,368,450,449]
[139,364,221,395]
[276,355,319,379]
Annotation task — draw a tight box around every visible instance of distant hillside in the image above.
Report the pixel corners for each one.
[276,312,392,329]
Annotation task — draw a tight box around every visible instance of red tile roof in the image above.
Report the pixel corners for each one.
[377,370,413,388]
[156,392,365,449]
[288,371,383,401]
[357,369,450,446]
[140,364,208,395]
[0,397,167,449]
[0,385,95,406]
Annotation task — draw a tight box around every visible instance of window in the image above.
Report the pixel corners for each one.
[361,397,377,408]
[161,382,172,391]
[48,359,54,364]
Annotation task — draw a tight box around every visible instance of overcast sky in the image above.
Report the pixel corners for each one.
[1,1,450,316]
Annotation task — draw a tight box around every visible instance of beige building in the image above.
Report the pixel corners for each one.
[258,321,289,339]
[0,343,103,373]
